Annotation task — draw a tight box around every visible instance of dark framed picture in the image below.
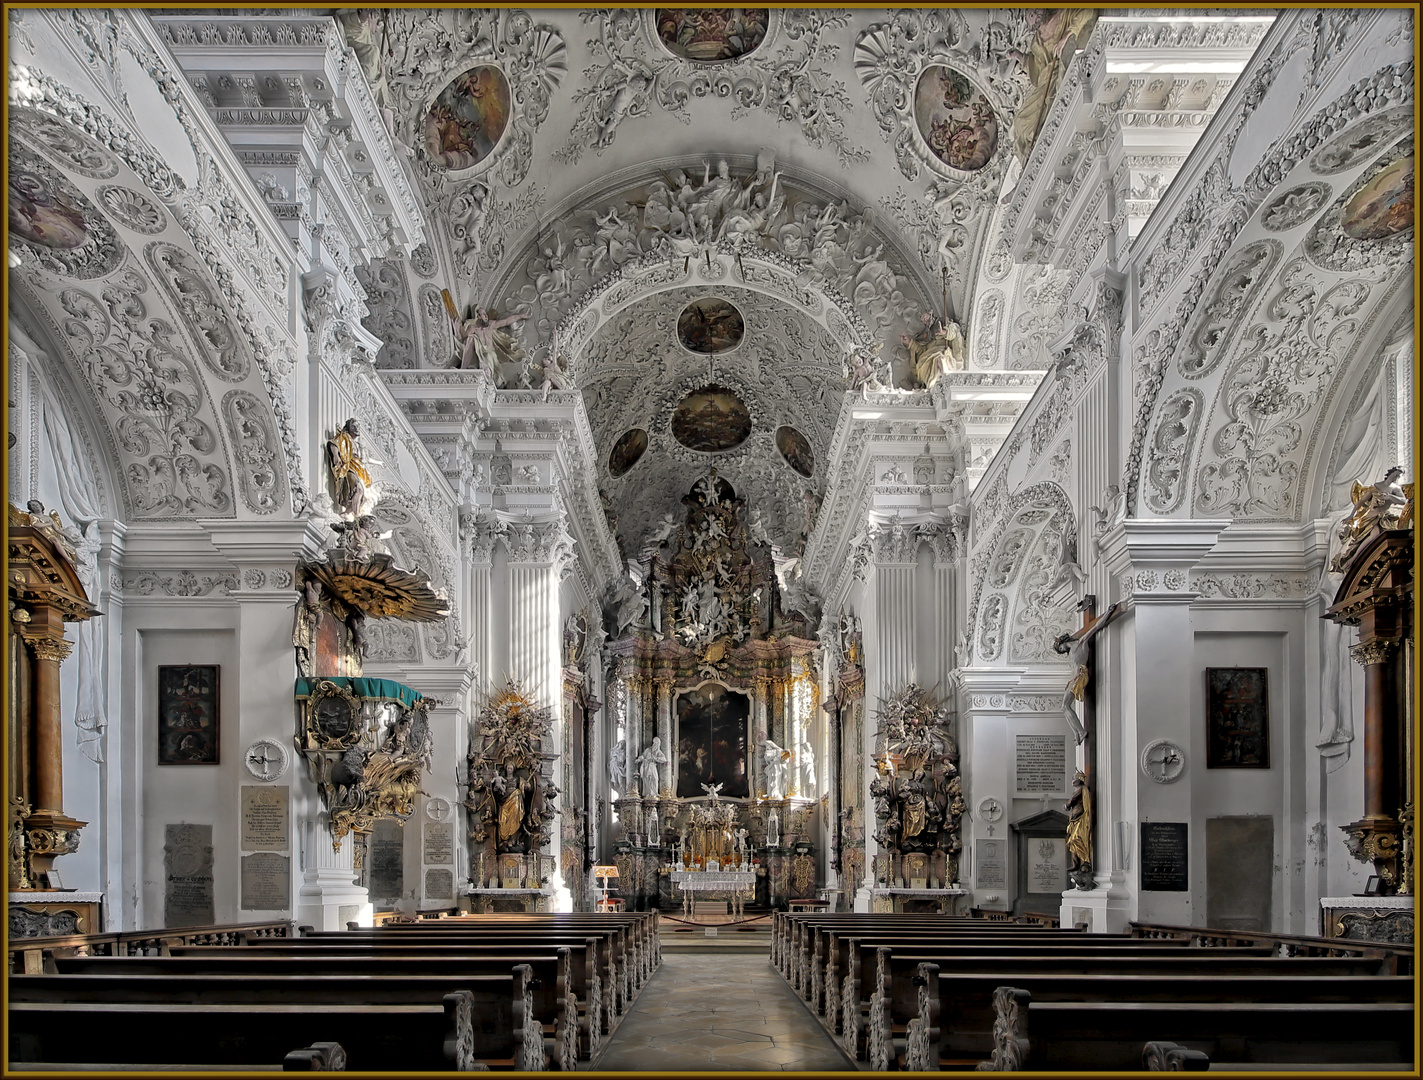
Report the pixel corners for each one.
[1205,667,1269,769]
[157,665,220,764]
[1364,875,1382,896]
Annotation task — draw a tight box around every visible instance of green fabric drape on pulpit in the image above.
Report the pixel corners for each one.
[293,677,424,709]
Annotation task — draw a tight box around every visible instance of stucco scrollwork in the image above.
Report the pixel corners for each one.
[1259,182,1332,232]
[145,242,253,383]
[1177,240,1282,379]
[221,390,287,515]
[1143,389,1205,514]
[96,184,168,235]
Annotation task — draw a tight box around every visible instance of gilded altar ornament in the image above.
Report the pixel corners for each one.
[464,680,559,863]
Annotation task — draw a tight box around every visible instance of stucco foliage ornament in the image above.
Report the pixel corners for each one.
[1123,59,1414,516]
[356,260,417,370]
[55,272,234,518]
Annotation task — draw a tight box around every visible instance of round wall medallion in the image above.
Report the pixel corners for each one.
[977,797,1004,822]
[425,796,454,822]
[1140,739,1186,784]
[244,738,290,782]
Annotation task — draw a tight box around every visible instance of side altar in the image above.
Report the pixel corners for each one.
[602,471,824,912]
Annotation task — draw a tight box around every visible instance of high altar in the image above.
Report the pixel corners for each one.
[604,472,824,912]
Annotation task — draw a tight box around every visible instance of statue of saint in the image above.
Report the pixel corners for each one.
[327,419,373,519]
[900,768,928,844]
[637,736,667,796]
[1065,770,1093,889]
[457,307,530,371]
[901,311,965,390]
[761,739,791,799]
[497,763,529,843]
[1331,466,1412,571]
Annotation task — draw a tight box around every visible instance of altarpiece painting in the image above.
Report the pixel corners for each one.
[675,683,749,799]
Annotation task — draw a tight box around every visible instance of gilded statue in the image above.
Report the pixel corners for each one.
[497,763,530,842]
[1052,600,1124,745]
[900,768,928,843]
[1065,770,1093,889]
[1330,466,1413,572]
[326,418,372,519]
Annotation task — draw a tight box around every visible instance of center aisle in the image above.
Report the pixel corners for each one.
[586,941,859,1072]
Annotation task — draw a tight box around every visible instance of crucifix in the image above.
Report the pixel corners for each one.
[1052,594,1124,890]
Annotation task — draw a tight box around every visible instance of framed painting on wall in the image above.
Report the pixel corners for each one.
[1205,667,1269,769]
[158,665,220,764]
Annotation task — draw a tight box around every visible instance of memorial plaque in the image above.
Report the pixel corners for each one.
[976,839,1008,890]
[425,868,454,899]
[423,821,454,865]
[1015,734,1067,794]
[240,785,288,851]
[1141,821,1189,891]
[241,852,290,910]
[1206,816,1272,931]
[164,823,214,926]
[367,818,405,908]
[1028,836,1066,893]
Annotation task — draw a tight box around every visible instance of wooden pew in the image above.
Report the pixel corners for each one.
[895,967,1413,1070]
[8,1040,351,1072]
[1141,1040,1416,1072]
[8,984,542,1071]
[827,935,1225,1055]
[71,946,596,1063]
[311,923,647,1006]
[977,989,1413,1071]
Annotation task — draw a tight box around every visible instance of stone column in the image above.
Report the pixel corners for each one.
[463,514,504,696]
[655,678,673,796]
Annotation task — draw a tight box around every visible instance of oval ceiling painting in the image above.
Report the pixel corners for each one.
[10,165,89,250]
[609,428,649,478]
[913,65,999,173]
[422,65,511,171]
[1341,152,1413,240]
[671,386,752,452]
[776,426,814,478]
[656,9,769,62]
[678,297,745,353]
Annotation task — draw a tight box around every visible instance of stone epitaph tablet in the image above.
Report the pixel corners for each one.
[1015,734,1067,794]
[1029,836,1067,893]
[423,821,454,865]
[368,818,404,908]
[241,852,290,909]
[1141,821,1189,891]
[425,868,454,899]
[164,823,214,926]
[975,839,1007,890]
[240,785,289,850]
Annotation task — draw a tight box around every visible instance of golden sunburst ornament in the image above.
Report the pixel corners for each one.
[305,553,450,621]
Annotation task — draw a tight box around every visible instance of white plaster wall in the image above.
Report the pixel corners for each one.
[133,626,241,927]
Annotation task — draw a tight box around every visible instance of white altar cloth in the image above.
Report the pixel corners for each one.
[669,870,756,918]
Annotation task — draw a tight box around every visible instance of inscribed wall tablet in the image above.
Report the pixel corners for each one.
[367,818,405,908]
[164,823,214,926]
[1141,821,1189,891]
[1028,836,1066,893]
[240,785,289,850]
[1015,734,1067,794]
[425,868,455,899]
[424,821,454,865]
[975,838,1007,890]
[241,852,290,910]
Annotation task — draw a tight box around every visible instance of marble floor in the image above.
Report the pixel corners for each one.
[586,951,859,1072]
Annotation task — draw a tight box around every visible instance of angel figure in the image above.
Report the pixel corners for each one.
[539,329,573,400]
